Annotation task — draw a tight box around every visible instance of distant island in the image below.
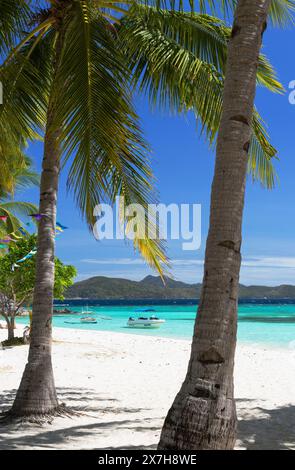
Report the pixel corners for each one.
[65,275,295,300]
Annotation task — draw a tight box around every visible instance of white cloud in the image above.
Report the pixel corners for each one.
[242,257,295,269]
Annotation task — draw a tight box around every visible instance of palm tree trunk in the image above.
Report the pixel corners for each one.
[158,0,270,450]
[10,35,64,418]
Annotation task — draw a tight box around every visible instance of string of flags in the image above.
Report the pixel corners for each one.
[0,212,69,270]
[0,237,16,243]
[12,249,38,272]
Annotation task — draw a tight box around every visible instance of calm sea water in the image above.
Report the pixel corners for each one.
[16,302,295,349]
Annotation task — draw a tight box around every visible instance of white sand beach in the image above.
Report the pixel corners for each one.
[0,324,295,450]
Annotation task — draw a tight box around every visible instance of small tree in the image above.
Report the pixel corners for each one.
[0,235,76,342]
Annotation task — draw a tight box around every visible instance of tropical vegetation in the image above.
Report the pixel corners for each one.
[0,235,76,342]
[0,156,39,240]
[0,0,290,428]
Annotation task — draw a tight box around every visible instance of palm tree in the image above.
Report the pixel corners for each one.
[1,0,169,419]
[157,0,294,449]
[0,0,287,420]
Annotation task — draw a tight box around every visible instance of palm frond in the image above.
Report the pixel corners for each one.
[0,202,38,239]
[9,157,40,194]
[53,1,168,276]
[0,0,32,54]
[249,112,278,189]
[197,0,295,26]
[0,25,54,142]
[268,0,295,26]
[120,5,279,188]
[0,201,38,218]
[121,5,283,94]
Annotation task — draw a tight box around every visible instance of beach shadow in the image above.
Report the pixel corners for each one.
[237,400,295,450]
[0,387,152,415]
[98,445,157,450]
[0,386,161,449]
[0,418,162,449]
[5,390,293,450]
[0,387,117,413]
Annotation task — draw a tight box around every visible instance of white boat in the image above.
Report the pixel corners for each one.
[127,310,165,329]
[80,316,97,324]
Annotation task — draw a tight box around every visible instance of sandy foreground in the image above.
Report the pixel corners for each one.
[0,323,295,450]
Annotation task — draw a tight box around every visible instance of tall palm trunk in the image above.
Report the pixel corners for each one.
[158,0,270,450]
[10,35,63,418]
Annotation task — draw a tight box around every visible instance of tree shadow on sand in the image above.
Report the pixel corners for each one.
[0,387,162,450]
[237,399,295,450]
[2,391,294,450]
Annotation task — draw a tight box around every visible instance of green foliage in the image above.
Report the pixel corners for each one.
[119,5,283,188]
[1,0,294,278]
[196,0,295,26]
[0,1,168,277]
[0,0,32,54]
[54,258,78,300]
[0,157,39,240]
[0,236,36,303]
[0,235,77,307]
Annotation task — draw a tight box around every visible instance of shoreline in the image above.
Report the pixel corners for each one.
[10,317,294,352]
[1,326,295,449]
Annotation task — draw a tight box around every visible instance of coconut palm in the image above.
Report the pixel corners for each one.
[0,0,288,420]
[1,0,169,419]
[156,0,295,449]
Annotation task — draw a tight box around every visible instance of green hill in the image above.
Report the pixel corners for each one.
[65,275,295,299]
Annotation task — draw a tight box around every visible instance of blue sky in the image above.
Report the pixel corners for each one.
[22,23,295,286]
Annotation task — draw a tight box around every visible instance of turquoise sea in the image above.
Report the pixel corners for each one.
[16,302,295,349]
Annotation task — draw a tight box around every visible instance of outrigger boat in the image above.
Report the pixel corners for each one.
[64,316,98,324]
[127,309,165,329]
[80,316,97,324]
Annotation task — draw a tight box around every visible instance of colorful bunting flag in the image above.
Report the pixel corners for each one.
[0,215,8,222]
[29,213,46,221]
[18,227,27,236]
[56,222,68,230]
[11,263,20,271]
[0,237,16,243]
[11,248,37,270]
[7,219,68,271]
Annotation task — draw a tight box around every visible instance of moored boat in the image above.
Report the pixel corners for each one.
[80,316,97,324]
[127,309,165,329]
